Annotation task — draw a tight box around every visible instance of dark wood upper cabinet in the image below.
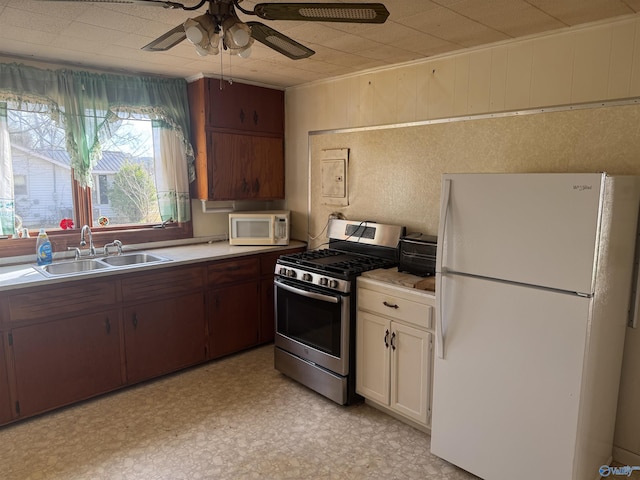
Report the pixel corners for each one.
[188,78,285,201]
[206,81,284,135]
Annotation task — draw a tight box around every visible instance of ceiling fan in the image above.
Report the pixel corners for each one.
[37,1,390,60]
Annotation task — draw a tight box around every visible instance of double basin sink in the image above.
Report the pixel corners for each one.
[34,252,172,278]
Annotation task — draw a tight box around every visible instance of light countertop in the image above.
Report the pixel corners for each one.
[361,267,436,294]
[0,240,306,292]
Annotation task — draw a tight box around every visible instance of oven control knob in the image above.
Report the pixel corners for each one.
[287,270,297,278]
[329,279,339,289]
[302,273,312,282]
[278,267,288,276]
[319,277,328,286]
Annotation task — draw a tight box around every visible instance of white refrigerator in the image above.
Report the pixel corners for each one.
[430,173,640,480]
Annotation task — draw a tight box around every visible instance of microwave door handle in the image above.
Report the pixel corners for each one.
[276,280,340,304]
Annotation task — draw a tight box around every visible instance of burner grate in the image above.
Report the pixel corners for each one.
[278,248,395,277]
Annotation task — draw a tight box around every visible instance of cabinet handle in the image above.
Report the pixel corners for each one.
[383,301,399,309]
[105,317,111,334]
[384,329,389,348]
[253,110,258,125]
[239,108,245,124]
[132,313,138,330]
[391,331,396,350]
[253,179,260,193]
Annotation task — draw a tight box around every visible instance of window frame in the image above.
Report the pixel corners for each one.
[0,64,195,261]
[1,156,193,259]
[2,122,194,259]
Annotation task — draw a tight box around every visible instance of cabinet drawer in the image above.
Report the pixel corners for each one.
[122,266,204,302]
[358,287,433,330]
[8,280,117,322]
[208,257,260,285]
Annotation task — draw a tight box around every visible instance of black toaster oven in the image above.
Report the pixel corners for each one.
[398,233,437,277]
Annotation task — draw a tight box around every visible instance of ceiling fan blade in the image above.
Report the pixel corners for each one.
[35,0,188,6]
[247,22,314,60]
[253,3,389,24]
[142,24,187,51]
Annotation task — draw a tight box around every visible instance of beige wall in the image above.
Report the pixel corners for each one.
[284,14,640,463]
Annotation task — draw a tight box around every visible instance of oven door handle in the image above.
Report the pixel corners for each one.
[275,280,340,304]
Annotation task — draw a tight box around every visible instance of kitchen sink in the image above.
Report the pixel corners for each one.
[36,258,111,277]
[33,252,172,278]
[98,252,170,267]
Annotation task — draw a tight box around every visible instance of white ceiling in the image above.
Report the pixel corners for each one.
[1,0,639,88]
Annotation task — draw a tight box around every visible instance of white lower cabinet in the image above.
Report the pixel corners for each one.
[356,276,434,429]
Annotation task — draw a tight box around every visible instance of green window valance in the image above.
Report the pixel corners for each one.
[0,62,194,188]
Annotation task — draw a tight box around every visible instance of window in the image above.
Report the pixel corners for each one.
[0,62,194,257]
[96,175,109,205]
[13,175,27,196]
[7,106,73,231]
[7,107,161,230]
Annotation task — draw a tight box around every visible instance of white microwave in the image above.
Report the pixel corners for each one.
[229,210,290,246]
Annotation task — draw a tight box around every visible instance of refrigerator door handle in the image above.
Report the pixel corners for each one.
[437,273,445,359]
[436,178,451,273]
[436,179,451,359]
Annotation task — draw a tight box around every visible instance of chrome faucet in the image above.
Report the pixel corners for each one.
[104,239,123,256]
[80,225,96,257]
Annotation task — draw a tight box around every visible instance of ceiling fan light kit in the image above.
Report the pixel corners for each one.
[37,0,390,60]
[184,15,220,56]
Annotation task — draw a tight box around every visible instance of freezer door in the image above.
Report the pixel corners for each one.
[431,273,590,480]
[437,173,603,294]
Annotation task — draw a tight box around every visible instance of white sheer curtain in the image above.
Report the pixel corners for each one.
[152,120,191,223]
[0,103,15,236]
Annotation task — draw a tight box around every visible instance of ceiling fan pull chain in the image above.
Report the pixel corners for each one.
[219,52,224,90]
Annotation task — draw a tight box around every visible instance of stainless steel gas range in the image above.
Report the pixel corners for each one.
[273,219,406,405]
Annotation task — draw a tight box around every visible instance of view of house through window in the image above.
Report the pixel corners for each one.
[7,104,161,231]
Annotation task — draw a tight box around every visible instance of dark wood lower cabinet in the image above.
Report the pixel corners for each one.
[260,277,276,344]
[123,292,206,383]
[208,282,260,359]
[0,339,13,423]
[0,246,305,426]
[11,310,122,417]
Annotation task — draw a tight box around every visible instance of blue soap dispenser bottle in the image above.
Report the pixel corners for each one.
[36,228,53,265]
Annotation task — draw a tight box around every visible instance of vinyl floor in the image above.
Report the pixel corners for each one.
[0,343,616,480]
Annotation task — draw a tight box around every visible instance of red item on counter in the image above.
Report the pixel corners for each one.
[59,218,74,230]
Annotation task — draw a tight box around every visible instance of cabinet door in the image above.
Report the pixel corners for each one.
[356,310,391,405]
[124,292,206,384]
[251,135,284,199]
[390,322,431,425]
[208,131,250,200]
[208,132,284,200]
[260,277,275,344]
[207,81,284,135]
[0,338,13,424]
[11,310,122,417]
[209,282,260,358]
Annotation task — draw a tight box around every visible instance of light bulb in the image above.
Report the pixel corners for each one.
[229,25,250,48]
[194,45,210,56]
[184,19,205,44]
[238,46,252,58]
